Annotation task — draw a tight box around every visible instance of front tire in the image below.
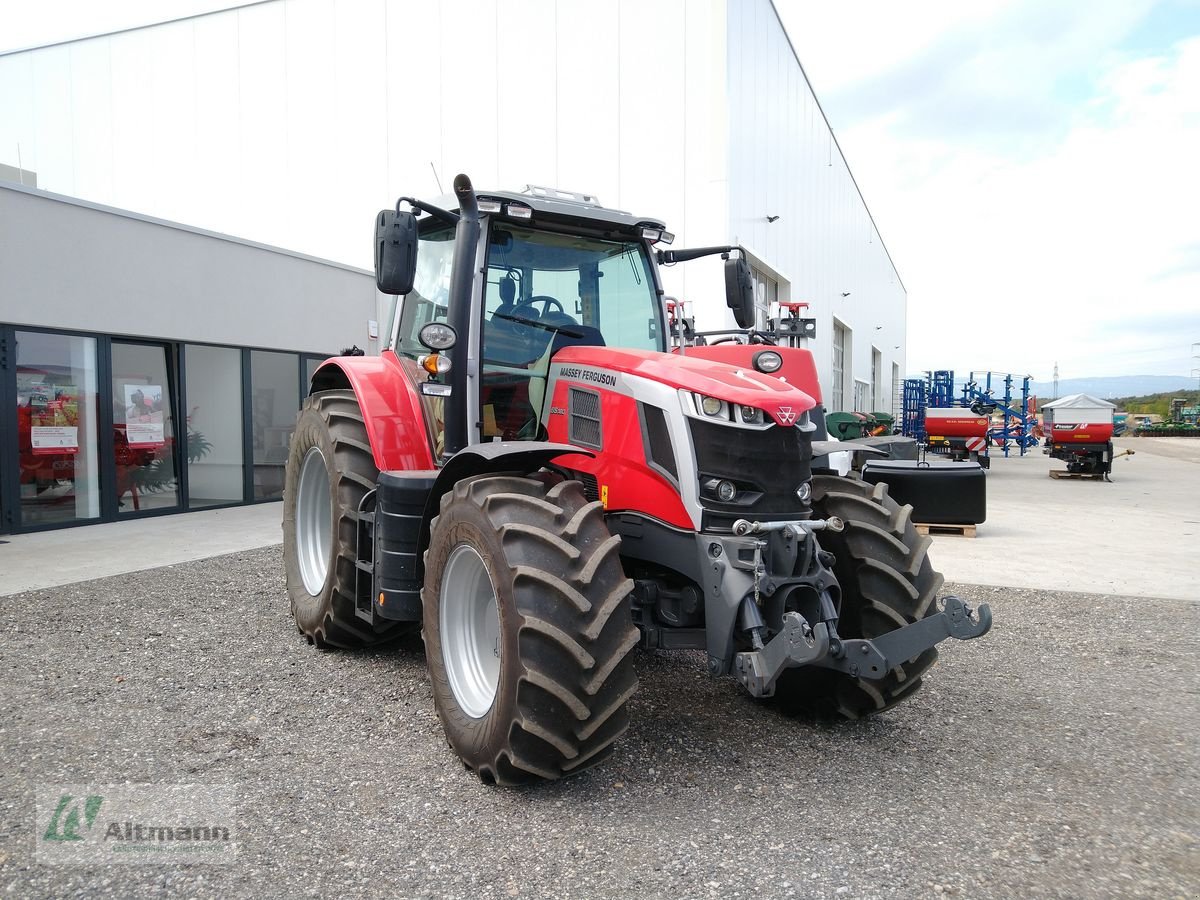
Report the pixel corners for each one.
[282,390,410,649]
[772,474,944,719]
[422,476,639,785]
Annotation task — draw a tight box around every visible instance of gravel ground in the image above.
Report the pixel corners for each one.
[1,546,1196,899]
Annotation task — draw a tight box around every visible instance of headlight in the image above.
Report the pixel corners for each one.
[703,478,738,502]
[418,322,457,351]
[796,481,812,502]
[752,350,783,374]
[739,405,763,425]
[699,395,726,417]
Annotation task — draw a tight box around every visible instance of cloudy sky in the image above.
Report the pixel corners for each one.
[3,0,1198,381]
[776,0,1200,382]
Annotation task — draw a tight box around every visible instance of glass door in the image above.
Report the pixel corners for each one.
[111,341,180,515]
[12,330,102,528]
[183,344,245,508]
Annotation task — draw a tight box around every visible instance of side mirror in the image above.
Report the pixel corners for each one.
[724,256,756,329]
[375,209,419,295]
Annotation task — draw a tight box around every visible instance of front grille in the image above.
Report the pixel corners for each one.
[688,418,812,526]
[568,387,603,449]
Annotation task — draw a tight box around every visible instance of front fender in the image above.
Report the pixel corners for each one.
[408,441,595,589]
[310,351,437,472]
[430,440,594,496]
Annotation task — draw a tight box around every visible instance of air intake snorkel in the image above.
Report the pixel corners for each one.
[443,173,480,457]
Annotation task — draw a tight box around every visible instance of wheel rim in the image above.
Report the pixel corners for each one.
[440,544,501,719]
[295,446,332,596]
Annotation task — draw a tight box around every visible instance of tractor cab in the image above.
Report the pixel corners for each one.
[378,182,748,456]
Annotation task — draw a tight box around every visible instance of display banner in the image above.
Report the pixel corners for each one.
[124,385,166,448]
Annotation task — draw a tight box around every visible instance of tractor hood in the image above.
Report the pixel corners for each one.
[551,346,816,427]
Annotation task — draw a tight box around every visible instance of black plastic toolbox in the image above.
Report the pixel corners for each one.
[860,459,986,525]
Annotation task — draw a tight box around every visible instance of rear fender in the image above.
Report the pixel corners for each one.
[309,351,437,471]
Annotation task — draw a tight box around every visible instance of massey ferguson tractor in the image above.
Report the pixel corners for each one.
[282,175,992,785]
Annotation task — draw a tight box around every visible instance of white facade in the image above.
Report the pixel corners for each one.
[0,0,905,412]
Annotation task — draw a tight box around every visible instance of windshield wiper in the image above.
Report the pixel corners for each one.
[493,312,584,339]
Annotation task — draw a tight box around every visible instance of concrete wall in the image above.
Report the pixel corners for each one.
[0,182,375,354]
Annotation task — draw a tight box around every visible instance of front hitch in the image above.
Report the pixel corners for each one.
[733,595,992,698]
[814,595,991,679]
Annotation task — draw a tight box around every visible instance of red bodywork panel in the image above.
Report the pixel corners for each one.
[1050,423,1114,444]
[314,351,437,472]
[544,380,693,529]
[558,346,817,425]
[541,345,819,530]
[672,344,823,406]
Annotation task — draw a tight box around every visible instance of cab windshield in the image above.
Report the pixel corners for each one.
[482,224,662,363]
[479,223,662,440]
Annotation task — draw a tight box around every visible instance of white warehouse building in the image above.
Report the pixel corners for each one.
[0,0,905,532]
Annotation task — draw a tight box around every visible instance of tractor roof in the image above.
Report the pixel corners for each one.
[430,185,667,237]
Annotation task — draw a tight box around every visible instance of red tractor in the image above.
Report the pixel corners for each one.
[282,175,991,785]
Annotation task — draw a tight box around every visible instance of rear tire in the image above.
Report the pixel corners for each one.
[422,476,639,785]
[772,474,943,719]
[283,390,412,649]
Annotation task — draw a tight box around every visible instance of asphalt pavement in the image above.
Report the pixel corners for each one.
[0,436,1197,898]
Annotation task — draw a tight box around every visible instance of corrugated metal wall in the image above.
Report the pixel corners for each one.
[724,1,906,410]
[0,0,904,410]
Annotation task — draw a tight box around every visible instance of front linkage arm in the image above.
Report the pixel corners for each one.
[734,596,992,698]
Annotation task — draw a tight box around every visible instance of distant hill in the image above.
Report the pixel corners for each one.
[1027,376,1196,399]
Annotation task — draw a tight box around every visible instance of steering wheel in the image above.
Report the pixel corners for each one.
[513,295,565,320]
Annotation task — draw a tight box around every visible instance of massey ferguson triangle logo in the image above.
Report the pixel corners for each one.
[777,406,797,425]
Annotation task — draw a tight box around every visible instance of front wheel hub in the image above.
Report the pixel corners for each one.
[440,544,501,718]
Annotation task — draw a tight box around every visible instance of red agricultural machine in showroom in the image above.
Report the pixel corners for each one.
[282,175,992,784]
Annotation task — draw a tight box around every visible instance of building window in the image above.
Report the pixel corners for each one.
[871,347,882,413]
[750,266,778,331]
[831,320,847,411]
[854,379,870,413]
[13,330,101,528]
[3,326,326,532]
[892,362,901,417]
[112,341,180,515]
[250,350,300,501]
[185,344,245,508]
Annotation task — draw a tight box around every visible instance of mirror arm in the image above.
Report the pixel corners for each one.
[657,245,744,264]
[397,196,460,226]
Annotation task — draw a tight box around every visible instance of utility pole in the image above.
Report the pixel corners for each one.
[1052,362,1059,400]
